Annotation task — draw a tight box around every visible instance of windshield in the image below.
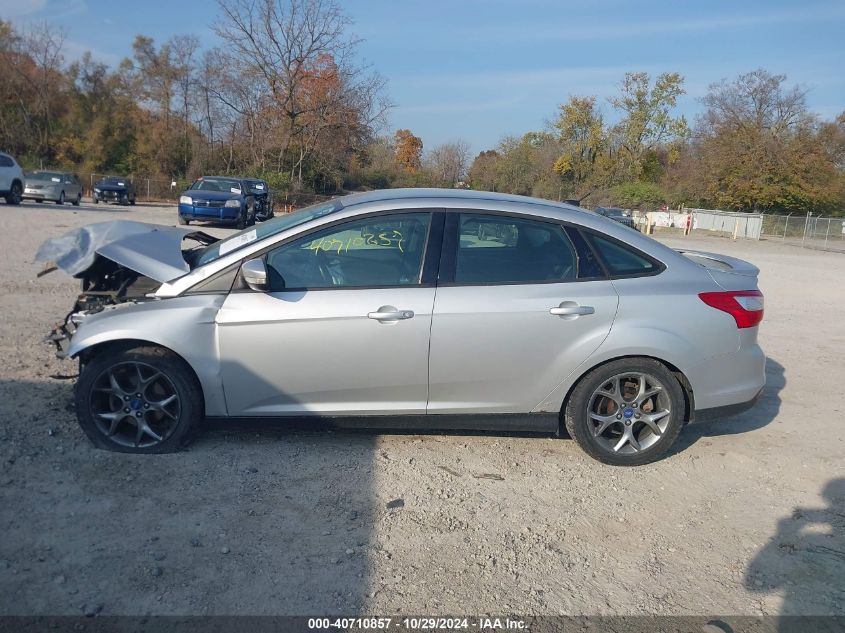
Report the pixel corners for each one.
[192,199,344,267]
[191,178,242,193]
[27,172,64,182]
[99,177,127,185]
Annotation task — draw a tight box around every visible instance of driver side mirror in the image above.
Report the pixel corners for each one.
[241,258,268,292]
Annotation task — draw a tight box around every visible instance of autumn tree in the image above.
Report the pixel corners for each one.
[394,129,423,172]
[609,72,688,180]
[0,21,67,163]
[467,150,500,191]
[695,69,840,212]
[552,96,607,198]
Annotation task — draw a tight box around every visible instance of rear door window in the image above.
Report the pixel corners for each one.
[453,214,577,284]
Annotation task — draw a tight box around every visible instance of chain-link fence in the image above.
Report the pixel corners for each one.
[761,213,845,253]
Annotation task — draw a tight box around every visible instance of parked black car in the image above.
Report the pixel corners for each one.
[93,176,136,205]
[594,207,637,231]
[242,178,274,221]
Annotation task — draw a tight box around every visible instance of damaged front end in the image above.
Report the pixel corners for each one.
[37,220,218,358]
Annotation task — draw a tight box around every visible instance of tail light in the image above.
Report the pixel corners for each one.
[698,290,764,328]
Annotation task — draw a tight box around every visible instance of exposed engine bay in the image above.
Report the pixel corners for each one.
[36,220,219,357]
[43,256,162,356]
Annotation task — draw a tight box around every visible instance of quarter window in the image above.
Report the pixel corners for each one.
[0,155,12,167]
[454,214,577,283]
[265,212,432,290]
[585,232,660,276]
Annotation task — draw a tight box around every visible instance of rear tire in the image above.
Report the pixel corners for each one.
[75,345,204,454]
[73,193,81,206]
[564,358,686,466]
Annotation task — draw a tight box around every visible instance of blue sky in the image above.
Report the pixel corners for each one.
[3,0,844,153]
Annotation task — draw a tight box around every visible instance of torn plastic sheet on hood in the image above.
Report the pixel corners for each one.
[35,220,218,283]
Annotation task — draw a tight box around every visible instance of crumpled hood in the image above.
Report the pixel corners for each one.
[36,220,218,283]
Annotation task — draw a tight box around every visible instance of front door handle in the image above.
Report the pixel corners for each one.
[550,302,595,318]
[367,305,414,321]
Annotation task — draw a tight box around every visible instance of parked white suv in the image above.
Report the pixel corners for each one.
[0,152,24,205]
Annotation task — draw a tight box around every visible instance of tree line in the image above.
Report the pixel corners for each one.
[467,70,845,215]
[1,0,843,215]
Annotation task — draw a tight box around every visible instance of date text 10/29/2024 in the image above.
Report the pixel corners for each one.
[308,617,528,631]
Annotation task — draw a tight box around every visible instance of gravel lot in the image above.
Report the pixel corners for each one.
[0,200,843,618]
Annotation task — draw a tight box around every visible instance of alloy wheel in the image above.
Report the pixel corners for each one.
[89,361,182,448]
[587,372,671,454]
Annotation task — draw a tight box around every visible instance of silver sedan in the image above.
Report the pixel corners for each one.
[23,171,84,205]
[38,189,766,465]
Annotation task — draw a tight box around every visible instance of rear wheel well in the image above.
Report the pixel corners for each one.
[559,355,694,431]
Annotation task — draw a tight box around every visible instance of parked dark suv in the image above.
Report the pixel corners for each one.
[93,176,136,205]
[594,207,637,231]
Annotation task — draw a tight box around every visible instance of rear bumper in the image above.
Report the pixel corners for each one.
[687,342,766,412]
[694,385,763,422]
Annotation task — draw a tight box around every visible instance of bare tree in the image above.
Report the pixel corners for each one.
[213,0,390,185]
[426,140,471,186]
[701,68,812,137]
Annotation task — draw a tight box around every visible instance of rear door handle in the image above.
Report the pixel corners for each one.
[550,302,595,317]
[367,305,414,321]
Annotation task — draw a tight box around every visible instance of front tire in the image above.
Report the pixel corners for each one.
[73,193,81,206]
[5,181,22,205]
[75,345,204,453]
[235,208,247,230]
[564,358,685,466]
[178,215,189,225]
[56,191,65,205]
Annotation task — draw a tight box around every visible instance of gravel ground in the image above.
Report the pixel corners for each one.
[0,200,843,618]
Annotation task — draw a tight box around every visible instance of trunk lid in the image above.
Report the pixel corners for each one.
[676,248,760,291]
[36,220,218,283]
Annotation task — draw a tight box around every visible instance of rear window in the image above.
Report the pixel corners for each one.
[585,232,661,277]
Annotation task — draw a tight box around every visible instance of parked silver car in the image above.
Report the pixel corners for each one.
[37,189,765,465]
[23,171,83,205]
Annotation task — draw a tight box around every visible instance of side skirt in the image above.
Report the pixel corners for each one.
[204,412,560,434]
